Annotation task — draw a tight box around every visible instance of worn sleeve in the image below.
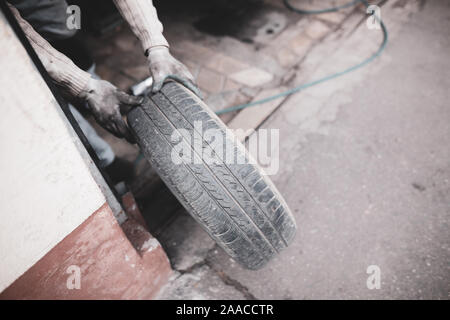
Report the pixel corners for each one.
[8,3,91,97]
[113,0,169,53]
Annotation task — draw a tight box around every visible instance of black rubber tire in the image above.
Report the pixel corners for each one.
[128,82,296,270]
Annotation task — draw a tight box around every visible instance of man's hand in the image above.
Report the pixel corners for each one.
[80,78,143,142]
[147,46,201,98]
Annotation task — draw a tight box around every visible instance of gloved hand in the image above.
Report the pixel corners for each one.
[147,46,201,98]
[80,78,143,142]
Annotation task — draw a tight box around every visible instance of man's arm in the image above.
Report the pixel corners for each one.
[9,3,91,97]
[113,0,201,97]
[9,4,142,141]
[112,0,168,52]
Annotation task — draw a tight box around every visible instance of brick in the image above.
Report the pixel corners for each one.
[171,41,216,65]
[304,20,331,39]
[112,73,136,91]
[196,67,225,94]
[317,12,346,25]
[223,78,242,91]
[95,63,116,82]
[205,90,249,113]
[0,204,172,300]
[289,33,314,57]
[205,53,250,75]
[122,65,149,81]
[270,24,303,48]
[178,58,200,79]
[277,47,298,68]
[229,68,274,87]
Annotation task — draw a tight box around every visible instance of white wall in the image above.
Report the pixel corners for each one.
[0,10,106,292]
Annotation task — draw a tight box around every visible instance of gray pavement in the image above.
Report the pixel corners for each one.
[157,0,450,299]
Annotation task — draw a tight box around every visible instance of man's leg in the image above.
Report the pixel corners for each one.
[69,104,115,168]
[70,101,135,183]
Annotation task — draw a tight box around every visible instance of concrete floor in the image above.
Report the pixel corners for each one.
[158,0,450,299]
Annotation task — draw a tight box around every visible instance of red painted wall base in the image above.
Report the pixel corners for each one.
[0,202,172,300]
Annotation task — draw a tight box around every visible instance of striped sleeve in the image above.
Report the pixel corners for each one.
[113,0,169,53]
[8,3,91,97]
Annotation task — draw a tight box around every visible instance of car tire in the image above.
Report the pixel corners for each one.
[128,82,296,270]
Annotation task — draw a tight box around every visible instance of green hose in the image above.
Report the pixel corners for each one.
[215,0,388,115]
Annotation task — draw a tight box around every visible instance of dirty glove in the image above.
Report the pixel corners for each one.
[147,46,201,98]
[80,78,143,142]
